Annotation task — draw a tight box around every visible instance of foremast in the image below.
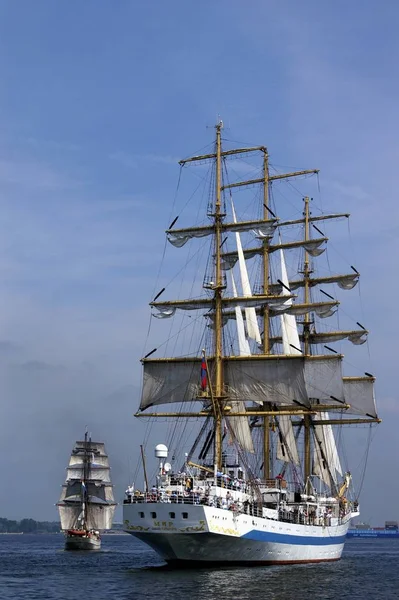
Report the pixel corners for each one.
[213,121,224,470]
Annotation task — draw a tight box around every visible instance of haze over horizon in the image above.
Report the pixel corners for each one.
[0,1,397,524]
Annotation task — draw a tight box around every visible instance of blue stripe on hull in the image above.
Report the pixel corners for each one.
[242,530,347,545]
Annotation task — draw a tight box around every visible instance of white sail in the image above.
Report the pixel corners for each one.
[313,433,331,487]
[57,436,117,532]
[312,413,342,487]
[218,300,339,324]
[140,355,345,410]
[343,376,377,418]
[304,357,344,403]
[58,504,82,531]
[140,356,374,415]
[167,219,277,248]
[277,414,300,465]
[226,270,255,453]
[279,246,301,355]
[270,329,368,348]
[69,454,110,468]
[231,200,261,344]
[59,501,116,531]
[85,505,116,530]
[152,294,292,317]
[226,400,255,453]
[288,273,359,291]
[66,465,111,483]
[231,271,251,357]
[62,481,115,503]
[221,238,326,270]
[276,246,300,465]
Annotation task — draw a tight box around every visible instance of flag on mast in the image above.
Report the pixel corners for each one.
[200,354,207,391]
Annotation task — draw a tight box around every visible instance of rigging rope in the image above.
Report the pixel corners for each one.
[354,424,375,500]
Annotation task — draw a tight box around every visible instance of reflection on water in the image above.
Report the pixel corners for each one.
[0,535,398,600]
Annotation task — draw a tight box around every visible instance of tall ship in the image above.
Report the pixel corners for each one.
[57,431,117,550]
[123,122,380,565]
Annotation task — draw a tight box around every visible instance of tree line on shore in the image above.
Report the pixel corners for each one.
[0,518,60,533]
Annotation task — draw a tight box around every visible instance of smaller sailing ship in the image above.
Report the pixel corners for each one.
[57,431,117,550]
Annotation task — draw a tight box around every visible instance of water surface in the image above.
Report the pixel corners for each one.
[0,534,397,599]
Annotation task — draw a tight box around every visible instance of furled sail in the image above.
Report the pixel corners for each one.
[206,301,339,330]
[166,219,277,248]
[269,329,368,349]
[151,294,294,319]
[221,237,327,270]
[287,273,359,292]
[279,302,338,318]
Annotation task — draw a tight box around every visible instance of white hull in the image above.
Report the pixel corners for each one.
[123,502,350,565]
[64,533,101,551]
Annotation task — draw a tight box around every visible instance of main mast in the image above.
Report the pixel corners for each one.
[213,121,224,470]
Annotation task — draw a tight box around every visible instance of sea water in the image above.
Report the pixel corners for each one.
[0,534,397,600]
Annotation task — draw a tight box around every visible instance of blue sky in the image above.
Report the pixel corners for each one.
[0,0,397,522]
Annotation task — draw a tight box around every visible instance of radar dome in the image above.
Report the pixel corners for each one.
[155,444,168,458]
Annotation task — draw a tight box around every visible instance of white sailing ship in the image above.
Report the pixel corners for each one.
[57,431,117,550]
[123,122,380,565]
